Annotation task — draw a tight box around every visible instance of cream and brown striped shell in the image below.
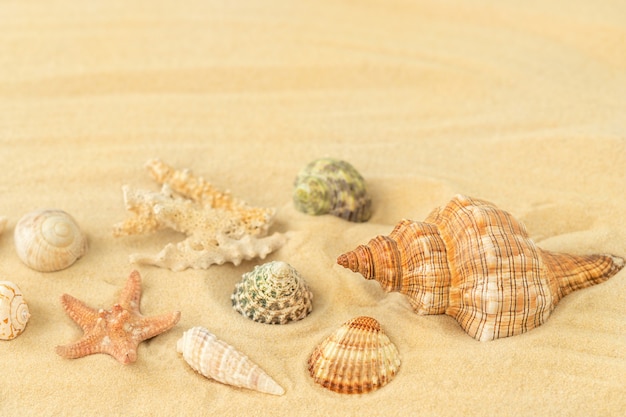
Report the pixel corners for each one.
[337,195,625,341]
[231,261,313,325]
[0,281,31,340]
[14,209,88,272]
[176,326,285,396]
[307,316,400,394]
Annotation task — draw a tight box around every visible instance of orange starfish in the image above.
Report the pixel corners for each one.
[56,270,181,364]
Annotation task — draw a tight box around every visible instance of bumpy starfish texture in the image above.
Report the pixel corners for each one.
[55,270,181,364]
[113,159,286,271]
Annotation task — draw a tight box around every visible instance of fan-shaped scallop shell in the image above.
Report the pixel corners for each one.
[307,316,400,394]
[293,158,372,222]
[14,209,88,272]
[231,261,313,324]
[337,194,625,341]
[0,281,31,340]
[177,326,285,396]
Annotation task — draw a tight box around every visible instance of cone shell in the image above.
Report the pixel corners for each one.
[0,281,31,340]
[14,209,88,272]
[293,158,372,222]
[231,261,313,325]
[177,326,285,396]
[307,316,400,394]
[337,195,625,341]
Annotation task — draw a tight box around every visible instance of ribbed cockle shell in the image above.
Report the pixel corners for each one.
[293,158,372,222]
[177,326,285,396]
[307,316,401,394]
[231,261,313,324]
[14,209,88,272]
[337,195,625,341]
[0,281,31,340]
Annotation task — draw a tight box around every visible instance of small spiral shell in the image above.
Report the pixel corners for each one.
[231,261,313,325]
[0,281,31,340]
[14,209,88,272]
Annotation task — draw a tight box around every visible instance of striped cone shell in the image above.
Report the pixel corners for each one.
[307,316,400,394]
[293,158,372,222]
[337,194,625,341]
[176,326,285,396]
[231,261,313,325]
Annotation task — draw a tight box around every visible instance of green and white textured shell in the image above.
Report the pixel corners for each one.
[293,158,372,222]
[231,261,313,325]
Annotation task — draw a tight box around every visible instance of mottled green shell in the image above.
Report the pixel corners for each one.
[293,158,372,222]
[231,261,313,325]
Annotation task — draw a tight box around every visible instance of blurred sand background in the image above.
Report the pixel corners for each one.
[0,1,625,416]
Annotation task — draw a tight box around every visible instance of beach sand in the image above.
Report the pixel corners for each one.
[1,1,625,415]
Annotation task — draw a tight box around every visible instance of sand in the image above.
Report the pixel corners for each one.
[1,1,625,416]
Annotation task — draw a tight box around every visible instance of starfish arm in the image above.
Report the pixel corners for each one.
[56,330,106,360]
[60,294,100,332]
[118,270,142,311]
[135,311,181,341]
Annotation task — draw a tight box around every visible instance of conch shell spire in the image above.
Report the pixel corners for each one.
[337,195,624,341]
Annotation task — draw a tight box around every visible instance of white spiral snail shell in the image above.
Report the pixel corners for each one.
[0,281,31,340]
[14,209,88,272]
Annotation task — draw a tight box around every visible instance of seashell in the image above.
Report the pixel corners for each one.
[293,158,372,222]
[176,326,285,396]
[0,281,31,340]
[231,261,313,325]
[337,194,625,341]
[14,209,88,272]
[307,316,401,394]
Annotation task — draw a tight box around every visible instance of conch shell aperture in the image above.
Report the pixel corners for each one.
[337,195,624,341]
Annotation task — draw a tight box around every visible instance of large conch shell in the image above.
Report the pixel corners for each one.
[337,195,625,341]
[307,316,401,394]
[177,326,285,396]
[14,209,88,272]
[293,158,372,222]
[0,281,31,340]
